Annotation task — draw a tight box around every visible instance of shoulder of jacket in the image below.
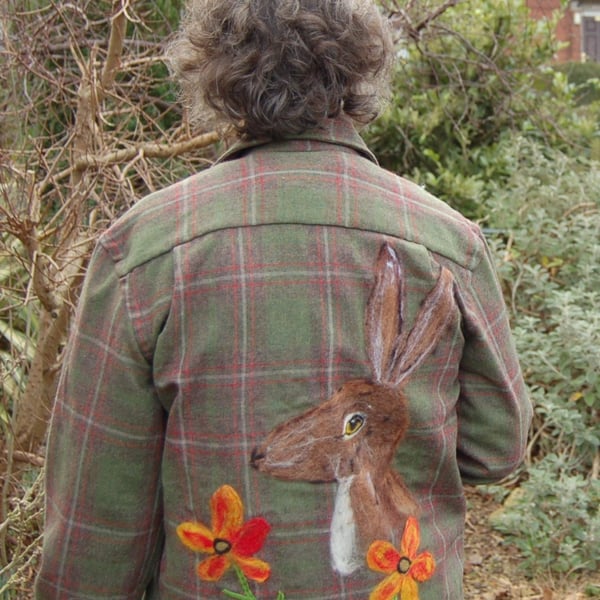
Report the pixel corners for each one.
[97,157,488,277]
[96,167,225,276]
[354,165,488,271]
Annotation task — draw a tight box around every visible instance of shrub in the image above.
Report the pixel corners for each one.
[365,0,599,217]
[484,136,600,581]
[490,454,599,577]
[555,61,600,105]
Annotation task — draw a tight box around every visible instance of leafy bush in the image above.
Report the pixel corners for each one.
[483,136,600,580]
[490,455,599,577]
[555,61,600,105]
[365,0,599,217]
[365,17,599,576]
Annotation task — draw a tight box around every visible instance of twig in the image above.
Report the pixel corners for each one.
[562,202,597,220]
[101,0,128,92]
[591,450,599,481]
[413,0,461,34]
[3,450,45,468]
[389,0,461,39]
[38,131,220,195]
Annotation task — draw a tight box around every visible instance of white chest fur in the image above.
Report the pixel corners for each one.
[330,476,361,575]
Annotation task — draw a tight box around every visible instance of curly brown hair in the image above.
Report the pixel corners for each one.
[166,0,393,139]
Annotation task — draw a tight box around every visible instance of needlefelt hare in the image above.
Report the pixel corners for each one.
[251,242,455,575]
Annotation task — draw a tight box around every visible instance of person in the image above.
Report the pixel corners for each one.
[35,0,532,598]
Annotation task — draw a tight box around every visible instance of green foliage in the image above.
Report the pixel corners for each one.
[365,0,598,217]
[487,136,600,420]
[555,61,600,105]
[490,455,599,577]
[482,137,600,580]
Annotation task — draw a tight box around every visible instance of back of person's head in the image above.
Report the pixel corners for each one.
[167,0,393,139]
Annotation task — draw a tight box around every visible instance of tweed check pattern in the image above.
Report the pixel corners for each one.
[35,116,531,599]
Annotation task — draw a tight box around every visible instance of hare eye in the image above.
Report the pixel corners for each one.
[343,413,365,438]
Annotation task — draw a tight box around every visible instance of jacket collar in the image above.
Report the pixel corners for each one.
[215,114,379,165]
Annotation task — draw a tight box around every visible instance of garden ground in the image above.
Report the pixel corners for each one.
[464,486,598,599]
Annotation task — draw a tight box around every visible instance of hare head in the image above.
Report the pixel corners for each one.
[251,377,415,576]
[251,242,455,574]
[250,379,408,482]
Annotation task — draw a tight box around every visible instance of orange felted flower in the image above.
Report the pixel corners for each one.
[177,485,272,583]
[367,517,435,600]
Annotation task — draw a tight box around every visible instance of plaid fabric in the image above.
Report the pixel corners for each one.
[35,116,531,599]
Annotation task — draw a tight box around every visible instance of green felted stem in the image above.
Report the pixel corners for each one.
[221,564,257,600]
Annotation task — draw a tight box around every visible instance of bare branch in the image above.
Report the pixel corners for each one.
[101,0,128,92]
[40,131,220,195]
[386,0,461,40]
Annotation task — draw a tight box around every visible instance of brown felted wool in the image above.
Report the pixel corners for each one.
[251,242,455,575]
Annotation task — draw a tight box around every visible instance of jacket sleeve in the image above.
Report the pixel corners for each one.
[35,242,166,599]
[455,235,532,484]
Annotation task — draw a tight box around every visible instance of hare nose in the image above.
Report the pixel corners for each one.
[250,447,265,468]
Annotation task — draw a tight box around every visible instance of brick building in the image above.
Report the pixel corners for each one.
[527,0,600,61]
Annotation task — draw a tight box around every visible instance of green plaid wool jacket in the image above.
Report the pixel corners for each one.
[35,117,531,599]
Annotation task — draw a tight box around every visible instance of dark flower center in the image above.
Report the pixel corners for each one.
[397,556,411,574]
[213,538,232,555]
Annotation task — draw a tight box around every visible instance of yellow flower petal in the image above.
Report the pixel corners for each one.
[369,572,402,600]
[211,485,244,539]
[235,555,272,583]
[176,521,214,553]
[400,516,421,559]
[399,575,420,600]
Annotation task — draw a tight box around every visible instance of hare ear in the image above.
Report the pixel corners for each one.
[388,266,455,386]
[365,243,404,383]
